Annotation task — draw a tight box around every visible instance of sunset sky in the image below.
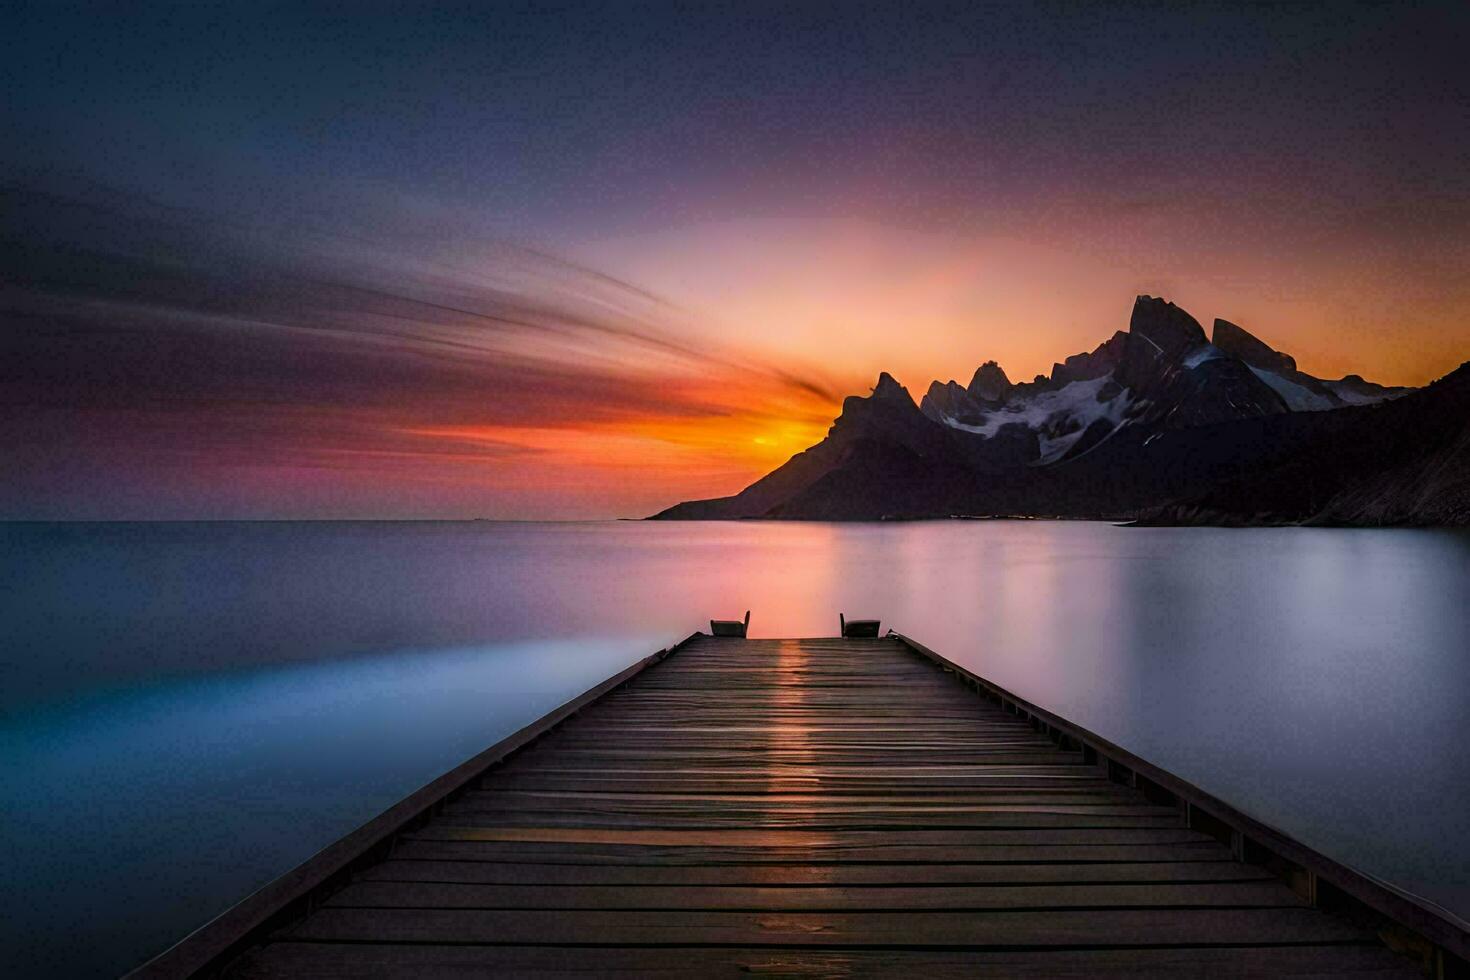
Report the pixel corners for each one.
[4,1,1469,519]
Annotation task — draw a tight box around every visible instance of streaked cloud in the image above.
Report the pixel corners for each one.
[0,184,837,518]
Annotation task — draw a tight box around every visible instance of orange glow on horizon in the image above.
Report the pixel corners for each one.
[389,371,838,510]
[400,414,828,477]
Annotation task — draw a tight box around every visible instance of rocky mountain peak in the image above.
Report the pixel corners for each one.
[1116,296,1207,397]
[1115,296,1288,427]
[967,361,1012,403]
[1129,295,1208,356]
[1213,318,1297,375]
[921,379,981,424]
[1052,330,1129,385]
[833,372,924,440]
[871,371,913,404]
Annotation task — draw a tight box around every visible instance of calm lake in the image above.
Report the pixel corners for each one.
[2,519,1468,976]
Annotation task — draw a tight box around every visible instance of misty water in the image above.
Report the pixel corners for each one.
[2,519,1468,976]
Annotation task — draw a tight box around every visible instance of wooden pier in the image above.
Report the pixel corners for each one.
[133,632,1467,977]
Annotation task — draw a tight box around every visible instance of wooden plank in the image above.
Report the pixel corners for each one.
[280,906,1371,946]
[357,858,1278,887]
[504,751,1081,767]
[443,800,1186,817]
[428,811,1184,831]
[227,942,1417,978]
[390,838,1240,865]
[442,799,1180,818]
[481,775,1124,793]
[407,826,1216,846]
[454,787,1148,804]
[489,764,1101,778]
[323,879,1308,911]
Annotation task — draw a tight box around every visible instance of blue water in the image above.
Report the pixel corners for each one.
[2,520,1468,976]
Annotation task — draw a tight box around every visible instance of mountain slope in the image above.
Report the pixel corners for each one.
[654,373,998,520]
[1137,363,1470,526]
[1213,317,1411,412]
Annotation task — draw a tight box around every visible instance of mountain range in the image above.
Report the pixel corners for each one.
[652,296,1470,526]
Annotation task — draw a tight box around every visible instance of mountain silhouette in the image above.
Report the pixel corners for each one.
[652,296,1465,526]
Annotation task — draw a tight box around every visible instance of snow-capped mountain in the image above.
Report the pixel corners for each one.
[652,295,1464,525]
[917,296,1411,467]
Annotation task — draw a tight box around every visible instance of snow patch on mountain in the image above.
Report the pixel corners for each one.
[1248,366,1338,412]
[1183,344,1226,369]
[933,375,1133,464]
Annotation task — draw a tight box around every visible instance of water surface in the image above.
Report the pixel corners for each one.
[2,520,1467,976]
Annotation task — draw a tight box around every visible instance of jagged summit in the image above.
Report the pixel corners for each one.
[1052,331,1127,385]
[921,295,1295,459]
[871,371,913,404]
[1128,295,1208,354]
[1116,296,1210,395]
[922,379,980,425]
[1213,318,1297,375]
[968,361,1012,403]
